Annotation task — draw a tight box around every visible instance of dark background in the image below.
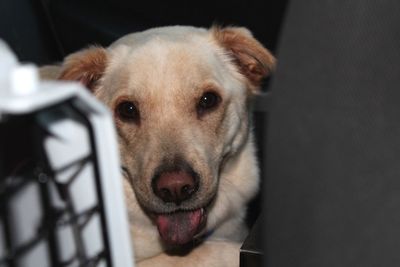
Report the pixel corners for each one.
[0,0,288,64]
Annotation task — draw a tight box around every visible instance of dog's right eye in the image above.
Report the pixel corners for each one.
[116,101,140,123]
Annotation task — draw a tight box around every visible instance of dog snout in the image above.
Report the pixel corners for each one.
[152,170,199,205]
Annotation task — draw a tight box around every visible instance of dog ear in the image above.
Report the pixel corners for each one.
[212,26,276,93]
[59,46,108,92]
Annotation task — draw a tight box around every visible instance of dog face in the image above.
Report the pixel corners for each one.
[59,26,275,246]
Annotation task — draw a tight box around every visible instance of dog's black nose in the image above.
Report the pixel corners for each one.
[152,170,199,205]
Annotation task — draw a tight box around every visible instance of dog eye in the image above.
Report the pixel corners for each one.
[116,101,140,123]
[197,91,221,116]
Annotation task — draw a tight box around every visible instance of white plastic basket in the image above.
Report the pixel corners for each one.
[0,40,134,267]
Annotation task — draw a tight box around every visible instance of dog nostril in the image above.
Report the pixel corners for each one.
[160,188,173,202]
[181,185,193,198]
[181,185,190,193]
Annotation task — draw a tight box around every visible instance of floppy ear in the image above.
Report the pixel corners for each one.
[211,26,276,93]
[59,46,108,91]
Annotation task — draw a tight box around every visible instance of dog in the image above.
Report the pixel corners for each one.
[40,25,275,267]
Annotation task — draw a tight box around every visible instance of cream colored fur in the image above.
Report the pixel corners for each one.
[40,26,275,267]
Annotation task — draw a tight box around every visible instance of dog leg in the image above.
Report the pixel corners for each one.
[137,240,241,267]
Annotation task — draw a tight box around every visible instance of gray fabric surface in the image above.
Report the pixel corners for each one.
[264,1,400,266]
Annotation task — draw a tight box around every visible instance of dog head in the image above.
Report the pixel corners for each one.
[59,26,275,246]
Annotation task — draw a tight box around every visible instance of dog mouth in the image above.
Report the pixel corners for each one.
[122,164,213,245]
[155,208,206,245]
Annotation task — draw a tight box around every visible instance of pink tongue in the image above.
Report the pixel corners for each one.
[156,209,202,245]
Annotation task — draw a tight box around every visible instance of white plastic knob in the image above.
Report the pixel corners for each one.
[10,64,39,96]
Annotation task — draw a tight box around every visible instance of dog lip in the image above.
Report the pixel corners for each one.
[146,187,217,215]
[151,193,215,215]
[153,207,205,216]
[139,184,217,225]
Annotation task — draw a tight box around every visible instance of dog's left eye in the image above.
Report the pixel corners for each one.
[197,91,221,116]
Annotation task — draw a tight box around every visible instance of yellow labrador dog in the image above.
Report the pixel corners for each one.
[41,25,275,267]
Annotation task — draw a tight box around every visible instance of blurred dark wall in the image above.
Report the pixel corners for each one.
[0,0,62,64]
[48,0,288,54]
[0,0,288,63]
